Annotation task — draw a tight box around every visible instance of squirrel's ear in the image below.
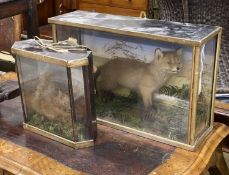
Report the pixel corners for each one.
[176,48,183,56]
[154,48,163,60]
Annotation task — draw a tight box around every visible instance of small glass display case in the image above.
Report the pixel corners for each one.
[11,39,96,148]
[49,11,222,150]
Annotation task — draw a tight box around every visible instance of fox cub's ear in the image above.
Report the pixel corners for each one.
[154,48,163,60]
[176,48,183,56]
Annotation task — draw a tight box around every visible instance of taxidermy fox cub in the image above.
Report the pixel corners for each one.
[96,48,183,109]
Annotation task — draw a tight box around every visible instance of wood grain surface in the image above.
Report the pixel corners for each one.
[215,100,229,111]
[0,72,17,82]
[0,15,21,52]
[79,2,145,17]
[78,0,147,17]
[151,123,229,175]
[0,74,228,175]
[0,98,228,174]
[0,97,174,175]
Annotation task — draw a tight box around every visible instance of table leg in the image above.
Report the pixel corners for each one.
[200,169,210,175]
[27,0,39,38]
[208,144,229,175]
[216,146,229,175]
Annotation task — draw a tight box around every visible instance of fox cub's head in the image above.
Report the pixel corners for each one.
[154,48,183,73]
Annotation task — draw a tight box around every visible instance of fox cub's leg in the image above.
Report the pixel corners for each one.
[139,86,153,109]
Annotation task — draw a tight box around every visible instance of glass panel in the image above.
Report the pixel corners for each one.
[195,38,216,139]
[71,67,90,141]
[17,57,74,140]
[56,25,193,143]
[56,25,81,42]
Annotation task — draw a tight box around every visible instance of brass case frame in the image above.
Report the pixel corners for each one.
[11,45,90,68]
[49,17,220,47]
[97,119,213,151]
[23,123,94,149]
[51,20,222,151]
[13,42,96,149]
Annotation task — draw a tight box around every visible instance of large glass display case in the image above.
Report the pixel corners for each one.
[49,11,222,150]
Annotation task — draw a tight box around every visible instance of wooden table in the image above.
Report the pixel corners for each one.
[0,71,229,175]
[0,98,228,175]
[215,100,229,153]
[0,72,229,175]
[215,100,229,124]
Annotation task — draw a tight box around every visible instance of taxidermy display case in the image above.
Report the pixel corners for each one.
[11,39,96,148]
[49,10,222,150]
